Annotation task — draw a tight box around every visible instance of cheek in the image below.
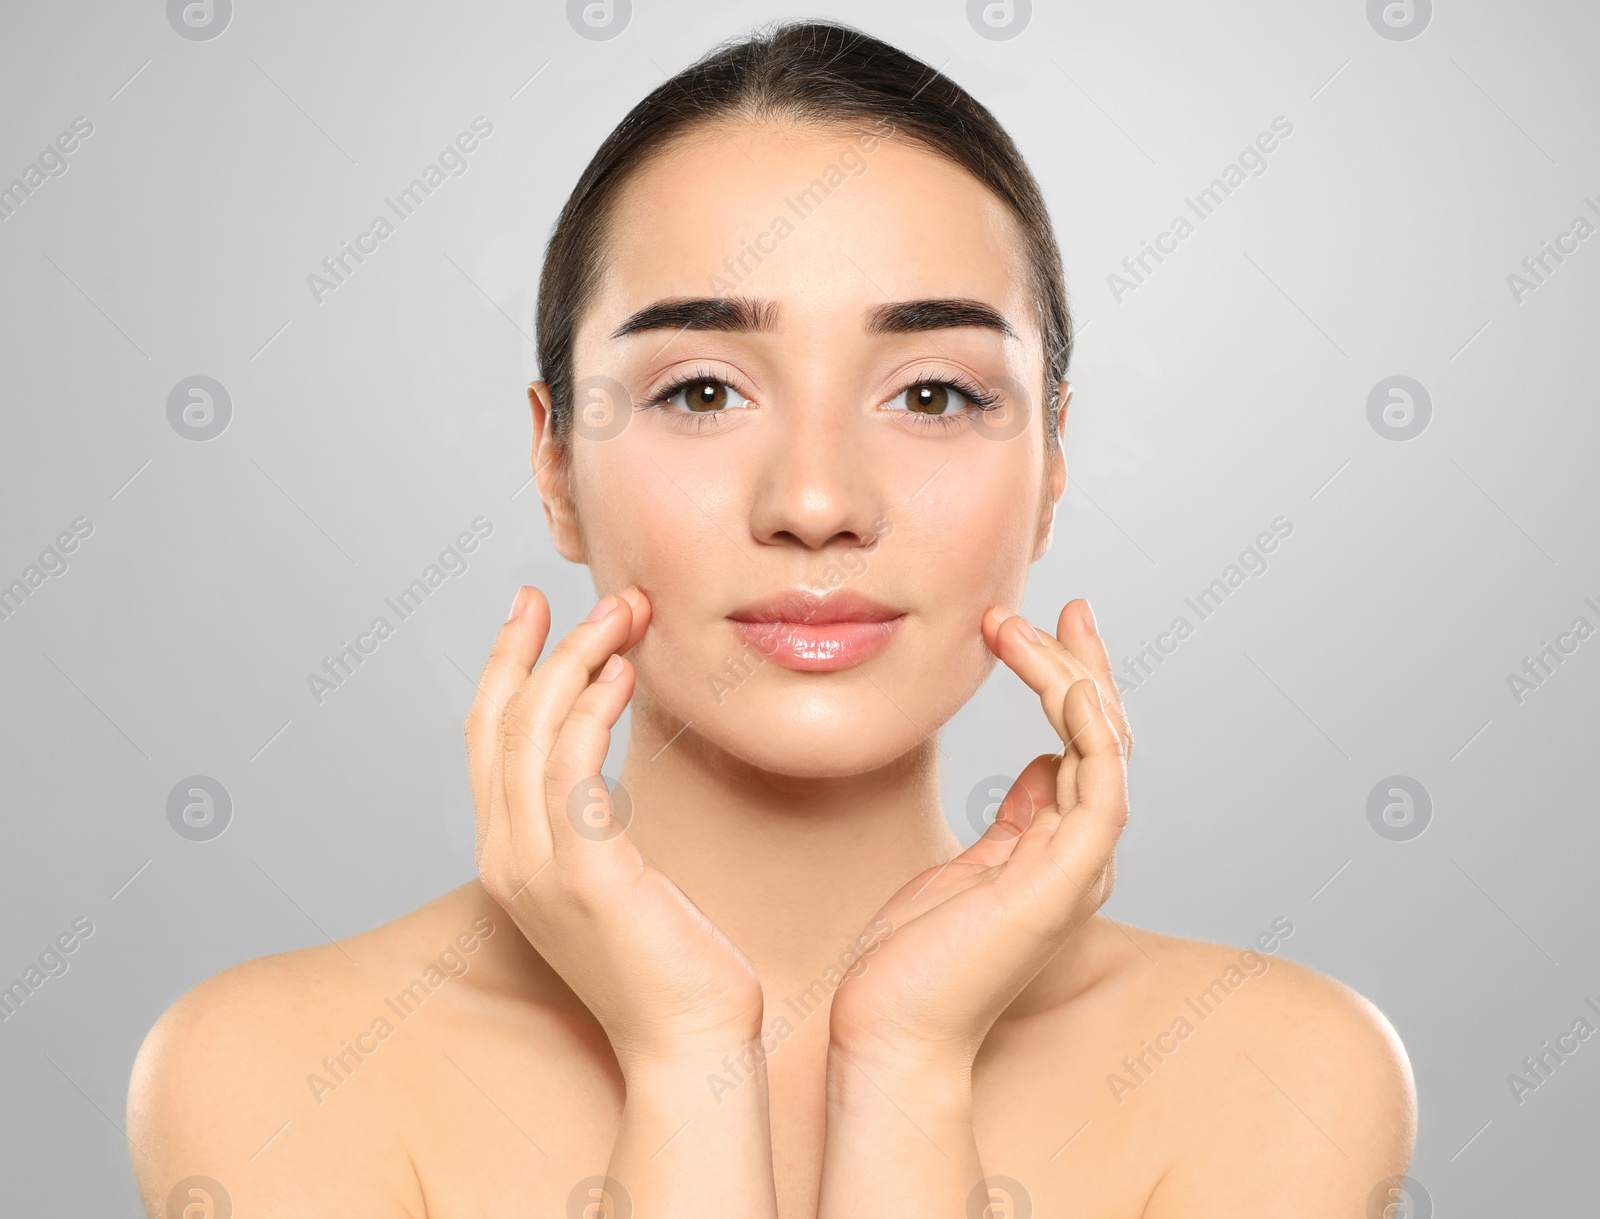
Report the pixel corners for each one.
[876,464,1041,710]
[572,447,729,675]
[577,464,687,610]
[901,462,1040,613]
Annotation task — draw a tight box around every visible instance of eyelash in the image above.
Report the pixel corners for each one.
[642,366,747,433]
[892,371,1002,433]
[640,367,1003,433]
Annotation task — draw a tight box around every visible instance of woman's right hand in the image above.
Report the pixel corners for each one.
[466,585,765,1073]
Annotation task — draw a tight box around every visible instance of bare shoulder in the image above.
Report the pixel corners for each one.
[1115,922,1418,1216]
[126,882,547,1218]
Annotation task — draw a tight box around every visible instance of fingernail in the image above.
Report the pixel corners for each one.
[1080,599,1098,633]
[506,587,529,622]
[992,606,1017,624]
[598,654,624,682]
[584,595,617,624]
[1014,618,1040,644]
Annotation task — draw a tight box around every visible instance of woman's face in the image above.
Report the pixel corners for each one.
[534,119,1067,777]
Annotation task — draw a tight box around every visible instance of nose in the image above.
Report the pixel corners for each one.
[747,392,886,551]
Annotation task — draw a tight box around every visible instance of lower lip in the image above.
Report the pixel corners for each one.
[728,617,905,672]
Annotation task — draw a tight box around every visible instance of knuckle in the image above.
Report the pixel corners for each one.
[563,700,607,738]
[1097,869,1116,908]
[551,867,600,917]
[502,730,537,766]
[500,692,537,751]
[546,630,594,667]
[479,863,510,906]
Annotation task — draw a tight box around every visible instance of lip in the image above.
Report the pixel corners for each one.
[727,589,905,672]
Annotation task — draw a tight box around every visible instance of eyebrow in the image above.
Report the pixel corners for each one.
[608,295,1016,339]
[610,296,777,338]
[865,298,1016,339]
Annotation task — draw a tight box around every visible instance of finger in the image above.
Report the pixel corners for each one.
[981,601,1130,759]
[1055,678,1125,823]
[1031,678,1127,924]
[615,585,653,653]
[1055,598,1132,757]
[496,595,638,865]
[982,608,1092,746]
[467,586,552,859]
[1004,607,1107,713]
[960,752,1060,868]
[877,754,1059,922]
[501,593,636,767]
[542,653,641,870]
[983,607,1095,684]
[997,752,1059,834]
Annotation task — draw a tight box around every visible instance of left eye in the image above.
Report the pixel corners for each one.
[660,379,750,412]
[888,382,977,416]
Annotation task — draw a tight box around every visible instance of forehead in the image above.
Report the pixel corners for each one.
[589,119,1035,334]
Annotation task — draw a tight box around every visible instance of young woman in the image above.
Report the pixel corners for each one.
[129,21,1415,1218]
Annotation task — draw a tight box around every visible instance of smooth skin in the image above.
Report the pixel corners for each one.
[128,119,1415,1217]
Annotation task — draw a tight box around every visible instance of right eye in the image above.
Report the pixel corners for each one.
[655,378,751,413]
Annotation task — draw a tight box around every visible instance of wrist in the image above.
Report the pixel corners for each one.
[826,1048,973,1127]
[825,1033,973,1114]
[826,1022,973,1079]
[616,1023,771,1099]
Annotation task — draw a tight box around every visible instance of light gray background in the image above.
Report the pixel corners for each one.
[1,0,1595,1213]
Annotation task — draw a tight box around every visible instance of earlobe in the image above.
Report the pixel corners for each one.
[1032,495,1056,562]
[1032,462,1061,562]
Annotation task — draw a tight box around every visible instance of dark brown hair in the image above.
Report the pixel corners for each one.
[535,19,1071,443]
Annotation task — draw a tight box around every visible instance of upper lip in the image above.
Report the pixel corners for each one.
[728,588,903,625]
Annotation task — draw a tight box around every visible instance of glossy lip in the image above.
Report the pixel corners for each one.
[727,588,906,672]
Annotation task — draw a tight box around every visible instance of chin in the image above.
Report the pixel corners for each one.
[721,685,918,777]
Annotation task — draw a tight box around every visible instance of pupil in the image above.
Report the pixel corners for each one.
[691,381,725,411]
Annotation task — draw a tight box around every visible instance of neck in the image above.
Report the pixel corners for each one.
[616,685,961,998]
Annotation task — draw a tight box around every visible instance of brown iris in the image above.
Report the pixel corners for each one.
[686,381,728,411]
[908,383,951,414]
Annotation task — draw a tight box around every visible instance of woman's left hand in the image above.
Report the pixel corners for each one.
[827,597,1133,1077]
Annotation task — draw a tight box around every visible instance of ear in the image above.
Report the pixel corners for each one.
[1032,380,1072,562]
[528,381,586,563]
